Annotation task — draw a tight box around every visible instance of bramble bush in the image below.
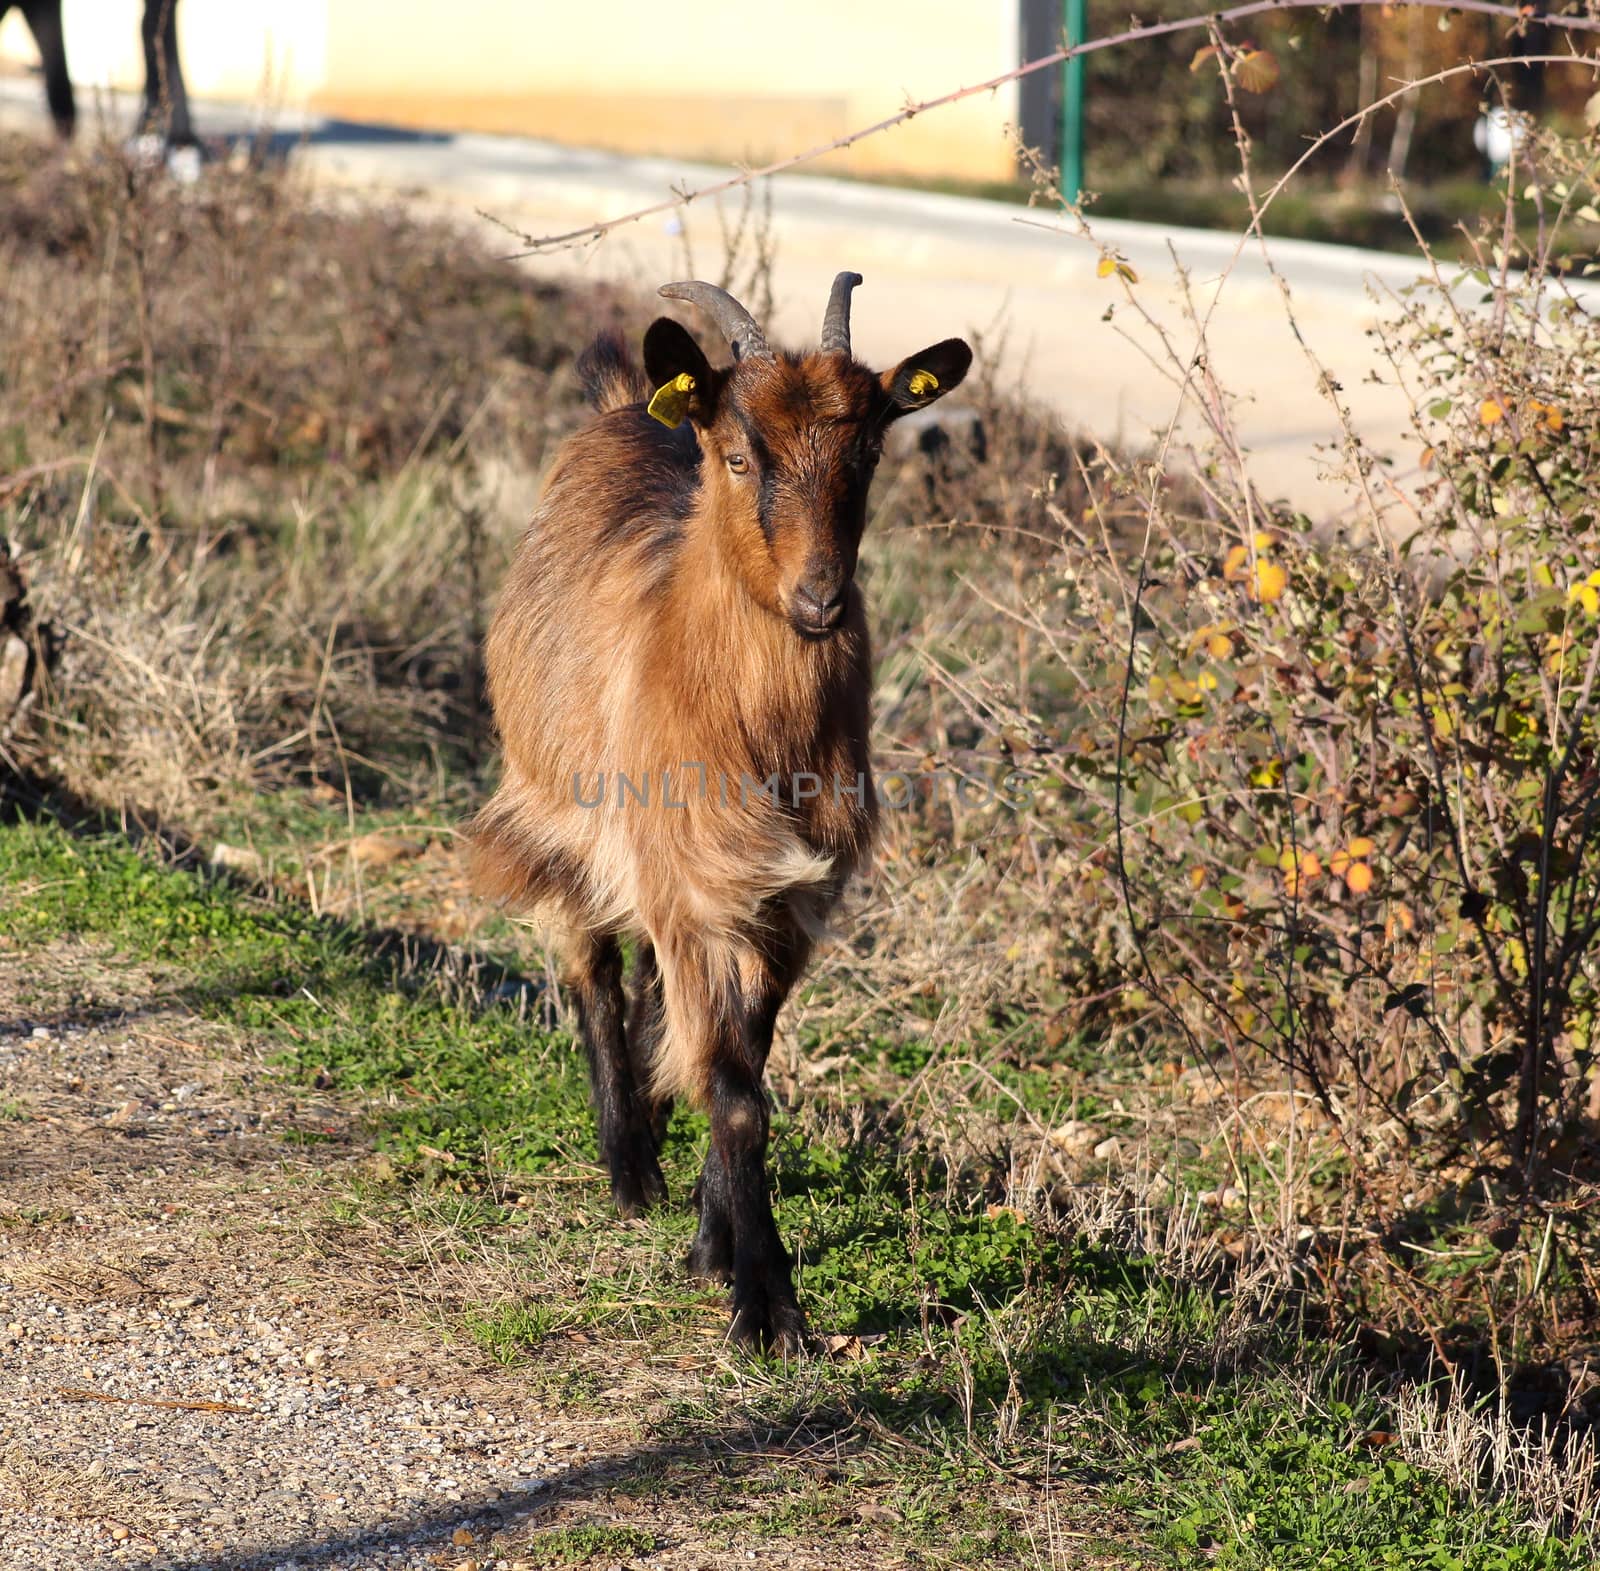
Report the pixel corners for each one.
[1028,117,1600,1352]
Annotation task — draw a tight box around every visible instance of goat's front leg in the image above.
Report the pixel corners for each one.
[687,934,808,1352]
[571,933,667,1218]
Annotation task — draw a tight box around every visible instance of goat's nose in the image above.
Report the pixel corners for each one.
[792,581,847,630]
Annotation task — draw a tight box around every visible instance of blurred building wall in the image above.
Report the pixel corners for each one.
[0,1,1022,180]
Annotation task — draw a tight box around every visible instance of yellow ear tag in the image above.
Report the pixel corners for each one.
[907,369,940,398]
[647,372,696,428]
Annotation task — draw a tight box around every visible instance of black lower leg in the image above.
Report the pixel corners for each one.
[686,1146,733,1284]
[710,1062,804,1351]
[139,0,195,146]
[21,0,75,139]
[625,941,671,1150]
[574,934,666,1217]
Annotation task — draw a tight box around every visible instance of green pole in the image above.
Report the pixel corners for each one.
[1061,0,1086,205]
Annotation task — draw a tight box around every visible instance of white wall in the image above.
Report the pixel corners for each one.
[2,1,1022,178]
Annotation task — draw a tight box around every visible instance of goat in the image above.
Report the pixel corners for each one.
[470,274,971,1349]
[1,0,195,149]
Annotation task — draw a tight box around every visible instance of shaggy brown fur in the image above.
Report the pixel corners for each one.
[470,276,971,1349]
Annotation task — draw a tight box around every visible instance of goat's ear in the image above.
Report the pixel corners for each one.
[880,338,973,419]
[642,318,721,425]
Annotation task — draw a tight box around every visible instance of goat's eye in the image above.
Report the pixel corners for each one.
[726,453,750,475]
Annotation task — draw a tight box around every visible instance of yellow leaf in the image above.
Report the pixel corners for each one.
[1252,531,1274,552]
[1190,44,1220,72]
[1346,862,1374,895]
[1253,561,1288,603]
[1207,632,1234,660]
[1346,837,1375,858]
[1582,586,1598,616]
[1223,544,1250,581]
[1479,399,1505,427]
[1198,670,1218,691]
[1097,257,1118,278]
[1545,407,1565,433]
[1235,49,1280,93]
[1190,865,1208,889]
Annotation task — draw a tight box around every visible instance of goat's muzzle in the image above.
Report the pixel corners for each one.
[789,580,848,638]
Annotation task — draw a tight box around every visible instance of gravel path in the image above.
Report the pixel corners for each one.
[0,944,880,1570]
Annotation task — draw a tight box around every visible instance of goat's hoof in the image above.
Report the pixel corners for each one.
[610,1158,668,1219]
[685,1236,733,1286]
[729,1295,809,1357]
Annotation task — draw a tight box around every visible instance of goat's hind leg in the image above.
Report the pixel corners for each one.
[625,940,672,1151]
[570,932,667,1217]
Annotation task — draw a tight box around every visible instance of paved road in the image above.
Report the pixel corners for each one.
[2,80,1470,516]
[304,132,1440,519]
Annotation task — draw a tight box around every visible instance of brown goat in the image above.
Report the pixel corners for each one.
[470,274,971,1349]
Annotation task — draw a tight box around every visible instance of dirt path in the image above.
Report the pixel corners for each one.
[0,946,894,1571]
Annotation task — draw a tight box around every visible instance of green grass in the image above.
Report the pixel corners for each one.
[514,1525,657,1566]
[2,816,1594,1569]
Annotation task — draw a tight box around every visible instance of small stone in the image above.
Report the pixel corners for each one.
[109,1525,130,1541]
[1047,1119,1102,1156]
[303,1346,328,1371]
[209,842,263,873]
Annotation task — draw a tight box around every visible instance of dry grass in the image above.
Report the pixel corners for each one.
[0,130,619,824]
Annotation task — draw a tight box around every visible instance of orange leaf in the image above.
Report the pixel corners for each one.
[1479,399,1505,427]
[1190,44,1220,72]
[1235,49,1281,93]
[1345,862,1374,896]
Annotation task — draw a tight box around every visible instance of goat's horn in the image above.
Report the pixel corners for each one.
[819,271,862,356]
[657,281,774,363]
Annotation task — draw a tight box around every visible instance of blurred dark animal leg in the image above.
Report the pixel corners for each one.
[140,0,195,148]
[18,0,76,139]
